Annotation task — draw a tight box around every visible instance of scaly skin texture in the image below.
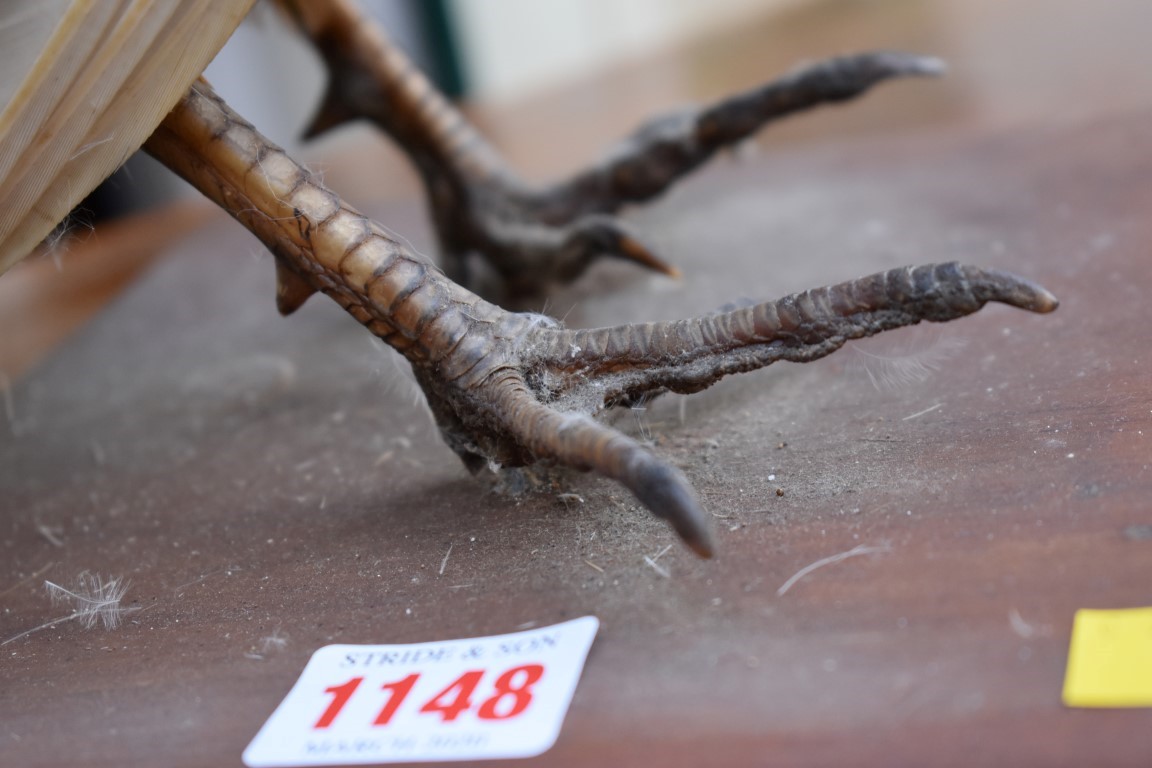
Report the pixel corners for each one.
[280,0,947,296]
[144,81,1057,557]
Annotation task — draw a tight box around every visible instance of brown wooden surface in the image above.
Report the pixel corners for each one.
[0,204,212,379]
[4,2,1152,767]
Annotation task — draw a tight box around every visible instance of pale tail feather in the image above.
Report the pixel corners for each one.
[0,0,255,273]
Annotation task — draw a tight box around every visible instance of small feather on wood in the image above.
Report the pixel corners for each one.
[1,571,137,645]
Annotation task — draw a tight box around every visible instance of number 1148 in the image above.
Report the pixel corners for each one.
[314,664,545,729]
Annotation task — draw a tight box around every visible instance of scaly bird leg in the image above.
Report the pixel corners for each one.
[143,81,1057,557]
[280,0,943,294]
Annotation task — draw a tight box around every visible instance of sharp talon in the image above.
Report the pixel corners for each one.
[676,513,716,559]
[630,460,715,558]
[856,52,947,78]
[302,84,358,139]
[554,218,680,284]
[687,533,716,560]
[1031,288,1060,313]
[981,268,1059,313]
[616,232,680,277]
[274,258,318,316]
[905,55,948,77]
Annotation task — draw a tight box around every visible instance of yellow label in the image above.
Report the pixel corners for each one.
[1063,607,1152,707]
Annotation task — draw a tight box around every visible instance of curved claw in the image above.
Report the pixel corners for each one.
[968,267,1059,313]
[477,214,680,295]
[626,457,714,558]
[556,216,680,281]
[493,386,714,557]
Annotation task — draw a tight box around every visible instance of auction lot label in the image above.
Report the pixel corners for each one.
[243,616,599,765]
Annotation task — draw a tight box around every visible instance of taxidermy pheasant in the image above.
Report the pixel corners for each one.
[0,0,1057,557]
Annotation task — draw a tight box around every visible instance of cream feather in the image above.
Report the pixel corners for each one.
[0,0,256,273]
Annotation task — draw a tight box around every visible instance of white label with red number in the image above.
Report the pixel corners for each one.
[242,616,599,766]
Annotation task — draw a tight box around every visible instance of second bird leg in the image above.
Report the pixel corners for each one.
[281,0,948,296]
